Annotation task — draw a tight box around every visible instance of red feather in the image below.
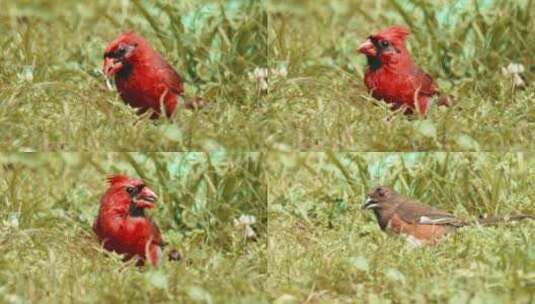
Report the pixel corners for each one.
[93,175,163,266]
[103,32,184,118]
[358,25,448,115]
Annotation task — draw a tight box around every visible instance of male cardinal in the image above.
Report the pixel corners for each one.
[103,31,204,118]
[358,26,449,115]
[362,186,534,246]
[93,174,175,266]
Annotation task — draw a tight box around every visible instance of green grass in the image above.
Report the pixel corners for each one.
[268,0,535,150]
[0,0,268,151]
[1,0,534,150]
[1,153,534,302]
[267,152,535,303]
[0,153,268,303]
[2,0,535,302]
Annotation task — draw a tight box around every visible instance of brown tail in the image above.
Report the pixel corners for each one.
[184,96,208,110]
[472,215,535,226]
[167,249,182,262]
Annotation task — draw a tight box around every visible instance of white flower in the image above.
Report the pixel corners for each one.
[4,212,19,229]
[18,65,34,82]
[502,62,526,88]
[270,64,288,78]
[248,68,268,95]
[504,63,525,74]
[233,214,257,241]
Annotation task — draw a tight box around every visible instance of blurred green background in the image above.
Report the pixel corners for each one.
[268,152,535,303]
[0,152,267,303]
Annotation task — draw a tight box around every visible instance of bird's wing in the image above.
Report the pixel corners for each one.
[412,67,439,97]
[92,218,99,235]
[155,57,184,95]
[149,219,166,247]
[396,200,464,226]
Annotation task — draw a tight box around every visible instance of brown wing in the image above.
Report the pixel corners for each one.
[396,199,464,227]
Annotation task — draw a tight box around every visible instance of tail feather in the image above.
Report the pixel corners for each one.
[168,249,182,262]
[437,95,453,107]
[473,215,535,226]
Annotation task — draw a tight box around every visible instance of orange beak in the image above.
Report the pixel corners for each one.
[102,57,123,77]
[358,39,376,57]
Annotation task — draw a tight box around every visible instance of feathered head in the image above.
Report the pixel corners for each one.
[102,31,151,77]
[357,25,411,69]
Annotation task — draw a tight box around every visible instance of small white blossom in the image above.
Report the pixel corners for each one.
[233,214,257,241]
[6,294,23,304]
[18,65,34,82]
[248,68,268,95]
[4,212,19,229]
[270,64,288,78]
[503,63,525,74]
[502,62,526,88]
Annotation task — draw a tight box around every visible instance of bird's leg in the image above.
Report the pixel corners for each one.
[147,245,162,266]
[158,87,169,117]
[413,87,429,117]
[417,97,429,116]
[144,237,161,266]
[383,104,405,122]
[132,109,153,126]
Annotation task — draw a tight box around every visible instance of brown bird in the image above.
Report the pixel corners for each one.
[362,186,534,246]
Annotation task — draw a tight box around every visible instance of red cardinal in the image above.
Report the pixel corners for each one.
[103,31,203,118]
[358,26,449,115]
[93,174,165,265]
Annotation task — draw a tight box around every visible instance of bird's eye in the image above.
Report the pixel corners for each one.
[115,46,127,58]
[126,186,136,195]
[376,188,385,197]
[380,40,390,48]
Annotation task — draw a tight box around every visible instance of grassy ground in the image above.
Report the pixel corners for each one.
[267,153,535,303]
[1,0,533,151]
[0,153,267,303]
[268,0,535,150]
[1,153,534,303]
[0,0,267,151]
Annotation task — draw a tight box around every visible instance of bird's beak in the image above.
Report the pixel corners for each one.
[135,187,158,209]
[358,39,376,57]
[362,197,378,209]
[102,57,123,78]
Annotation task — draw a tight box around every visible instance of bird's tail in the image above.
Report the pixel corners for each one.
[167,248,182,262]
[471,215,535,226]
[437,95,454,107]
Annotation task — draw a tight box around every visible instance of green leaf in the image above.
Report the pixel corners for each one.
[385,268,405,282]
[456,134,480,150]
[414,120,437,138]
[187,286,213,304]
[162,125,183,142]
[145,270,168,290]
[348,256,369,272]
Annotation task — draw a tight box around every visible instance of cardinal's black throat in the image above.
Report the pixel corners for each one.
[116,63,133,80]
[366,38,390,71]
[367,55,383,71]
[129,203,145,217]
